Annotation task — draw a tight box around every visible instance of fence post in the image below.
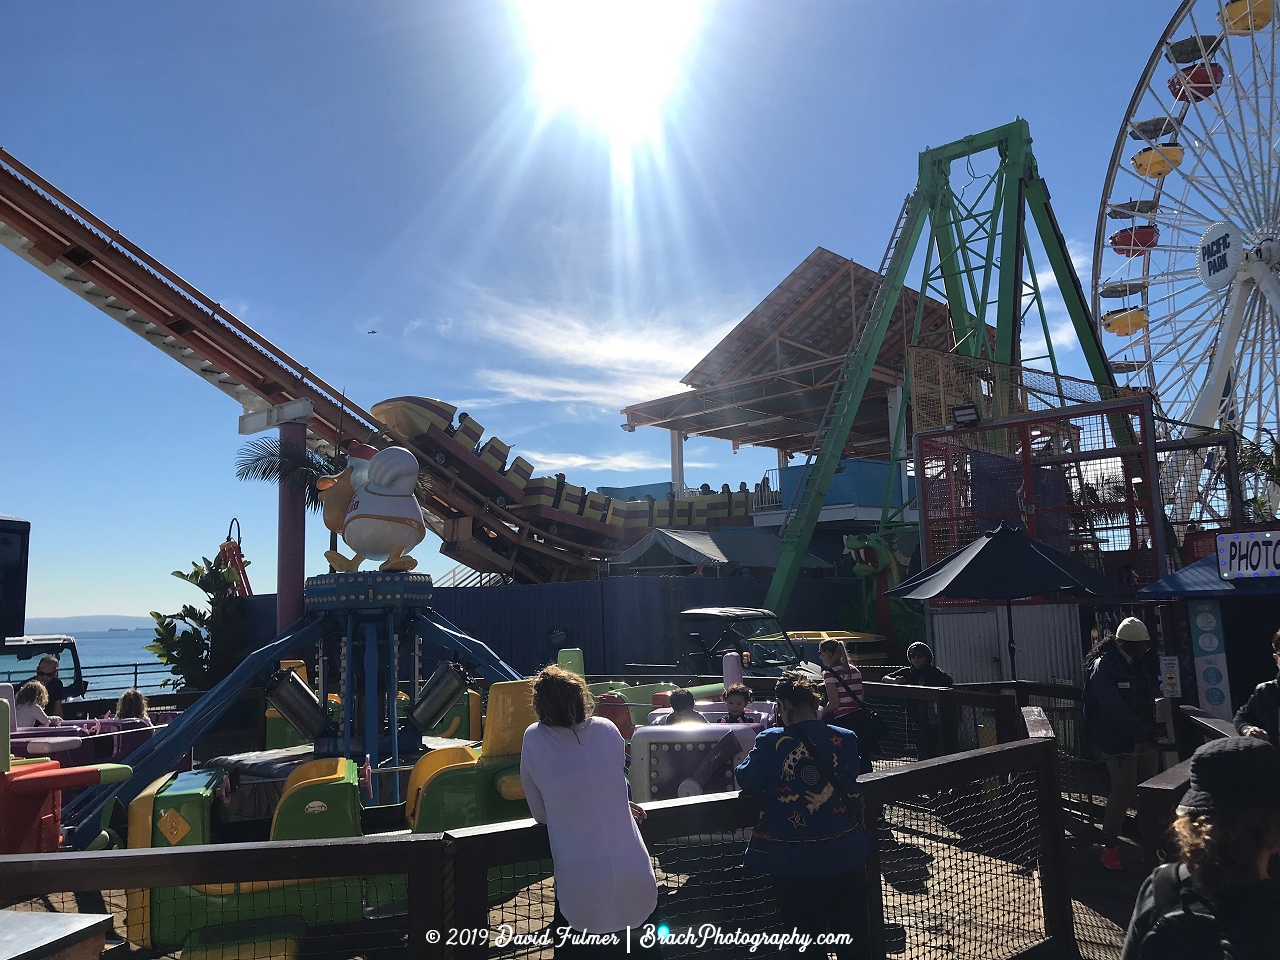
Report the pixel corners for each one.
[995,693,1022,743]
[1033,737,1076,954]
[446,834,492,960]
[862,793,888,960]
[408,835,446,960]
[937,689,960,755]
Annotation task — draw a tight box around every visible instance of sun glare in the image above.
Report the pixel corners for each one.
[517,0,704,148]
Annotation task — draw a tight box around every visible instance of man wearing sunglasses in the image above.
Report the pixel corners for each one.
[28,654,66,717]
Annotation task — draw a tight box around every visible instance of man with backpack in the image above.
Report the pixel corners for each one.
[1122,736,1280,959]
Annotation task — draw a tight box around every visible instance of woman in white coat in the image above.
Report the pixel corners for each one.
[520,666,661,958]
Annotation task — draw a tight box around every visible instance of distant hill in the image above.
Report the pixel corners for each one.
[23,615,155,634]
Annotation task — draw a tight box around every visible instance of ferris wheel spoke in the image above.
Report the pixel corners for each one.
[1210,18,1274,218]
[1129,80,1254,222]
[1183,8,1268,225]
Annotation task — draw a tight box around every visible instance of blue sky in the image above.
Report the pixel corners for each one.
[0,1,1160,618]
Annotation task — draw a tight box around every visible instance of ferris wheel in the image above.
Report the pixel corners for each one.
[1093,0,1280,515]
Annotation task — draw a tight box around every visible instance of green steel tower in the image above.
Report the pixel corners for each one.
[764,119,1116,617]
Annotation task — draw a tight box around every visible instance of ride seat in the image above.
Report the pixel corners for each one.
[478,437,511,473]
[596,693,634,739]
[604,500,627,530]
[556,484,585,515]
[671,499,694,527]
[453,415,484,452]
[624,500,652,530]
[504,457,534,492]
[582,491,608,523]
[370,396,457,436]
[404,744,480,827]
[520,477,558,508]
[270,757,361,841]
[652,500,672,527]
[0,684,14,730]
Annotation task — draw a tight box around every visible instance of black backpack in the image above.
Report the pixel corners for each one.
[1137,864,1233,960]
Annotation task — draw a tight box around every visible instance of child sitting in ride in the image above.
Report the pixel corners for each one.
[718,683,761,724]
[662,689,709,724]
[14,680,61,728]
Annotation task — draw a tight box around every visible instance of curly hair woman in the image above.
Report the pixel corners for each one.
[735,670,872,959]
[1122,737,1280,959]
[519,666,659,958]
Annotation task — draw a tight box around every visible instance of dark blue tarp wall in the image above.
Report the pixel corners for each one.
[428,577,863,674]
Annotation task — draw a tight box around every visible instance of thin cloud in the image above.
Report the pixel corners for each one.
[521,449,713,472]
[449,288,747,409]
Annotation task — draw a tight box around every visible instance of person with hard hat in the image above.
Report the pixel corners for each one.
[1083,616,1161,871]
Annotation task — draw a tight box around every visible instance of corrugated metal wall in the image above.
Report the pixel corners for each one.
[927,603,1084,686]
[429,577,867,674]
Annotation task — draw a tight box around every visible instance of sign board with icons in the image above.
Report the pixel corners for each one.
[1218,530,1280,579]
[1189,599,1232,721]
[1159,655,1182,699]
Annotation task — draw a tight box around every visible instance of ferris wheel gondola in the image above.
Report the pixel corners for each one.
[1093,0,1280,521]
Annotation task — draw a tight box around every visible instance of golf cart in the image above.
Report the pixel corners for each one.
[676,608,821,678]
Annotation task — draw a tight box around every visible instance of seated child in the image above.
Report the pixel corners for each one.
[663,688,709,724]
[15,680,62,728]
[718,683,761,724]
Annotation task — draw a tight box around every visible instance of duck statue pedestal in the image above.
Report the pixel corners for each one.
[301,572,436,803]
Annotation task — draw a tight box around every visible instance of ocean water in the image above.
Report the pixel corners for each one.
[71,629,163,669]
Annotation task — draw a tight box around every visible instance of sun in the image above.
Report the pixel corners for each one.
[516,0,704,148]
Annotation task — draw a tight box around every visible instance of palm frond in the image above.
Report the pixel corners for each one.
[234,437,347,513]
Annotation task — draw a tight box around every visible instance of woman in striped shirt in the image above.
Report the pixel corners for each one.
[819,639,873,774]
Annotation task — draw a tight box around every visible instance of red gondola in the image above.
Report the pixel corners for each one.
[1109,225,1159,256]
[1168,61,1224,102]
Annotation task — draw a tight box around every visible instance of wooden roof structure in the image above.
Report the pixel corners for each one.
[622,247,954,457]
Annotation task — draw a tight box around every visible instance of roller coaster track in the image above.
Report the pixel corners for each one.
[0,147,609,582]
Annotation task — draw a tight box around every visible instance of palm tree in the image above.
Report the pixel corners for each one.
[235,437,349,555]
[1237,429,1280,523]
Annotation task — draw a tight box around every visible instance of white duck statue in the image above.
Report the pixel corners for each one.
[317,442,425,572]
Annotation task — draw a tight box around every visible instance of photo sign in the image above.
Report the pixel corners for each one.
[1218,529,1280,579]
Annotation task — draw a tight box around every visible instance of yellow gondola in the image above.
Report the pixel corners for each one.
[1102,307,1149,337]
[1221,0,1272,35]
[1131,145,1184,178]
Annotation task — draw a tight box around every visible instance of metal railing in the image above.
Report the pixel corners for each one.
[0,731,1074,960]
[752,468,781,511]
[79,660,174,698]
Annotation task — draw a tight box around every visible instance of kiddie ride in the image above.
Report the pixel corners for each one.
[111,574,766,954]
[0,698,131,855]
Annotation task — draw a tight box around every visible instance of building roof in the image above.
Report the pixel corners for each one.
[611,528,832,570]
[621,246,955,456]
[1138,553,1280,598]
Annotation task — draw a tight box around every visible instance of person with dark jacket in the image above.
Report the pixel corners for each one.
[1234,628,1280,743]
[736,670,872,959]
[1121,736,1280,960]
[883,642,953,687]
[883,643,952,759]
[1084,617,1160,871]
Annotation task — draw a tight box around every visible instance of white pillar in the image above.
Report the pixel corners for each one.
[777,448,789,472]
[886,386,909,501]
[669,429,685,495]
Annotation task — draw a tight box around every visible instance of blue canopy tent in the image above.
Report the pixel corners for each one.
[1138,553,1280,599]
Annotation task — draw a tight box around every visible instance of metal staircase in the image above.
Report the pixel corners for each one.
[765,191,928,613]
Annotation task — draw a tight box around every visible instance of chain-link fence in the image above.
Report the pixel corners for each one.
[0,833,438,960]
[909,347,1131,434]
[1,735,1073,960]
[916,395,1168,588]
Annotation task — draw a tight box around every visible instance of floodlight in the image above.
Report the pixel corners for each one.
[951,404,982,426]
